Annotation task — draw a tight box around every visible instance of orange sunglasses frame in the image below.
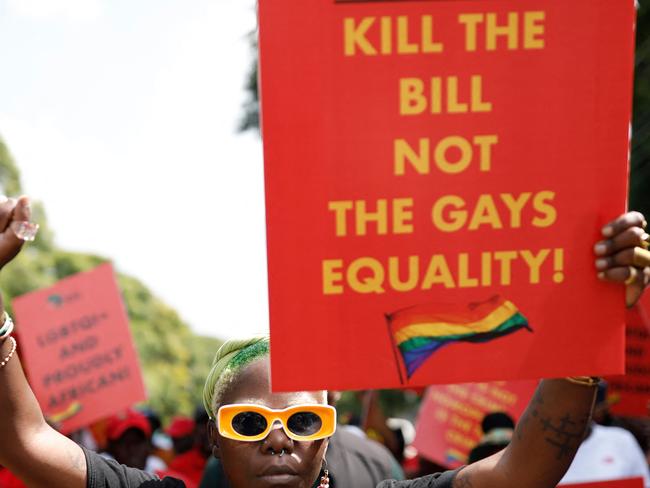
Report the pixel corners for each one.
[217,404,337,442]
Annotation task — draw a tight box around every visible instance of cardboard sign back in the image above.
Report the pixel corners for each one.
[259,0,636,391]
[13,263,146,434]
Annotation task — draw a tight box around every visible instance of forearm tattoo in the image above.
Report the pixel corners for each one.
[453,470,475,488]
[515,388,544,441]
[539,412,588,460]
[515,388,589,461]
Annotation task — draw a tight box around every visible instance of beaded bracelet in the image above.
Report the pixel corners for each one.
[565,376,601,387]
[0,312,14,340]
[0,336,17,369]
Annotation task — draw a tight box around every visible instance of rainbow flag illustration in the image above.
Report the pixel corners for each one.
[387,296,531,380]
[445,448,467,466]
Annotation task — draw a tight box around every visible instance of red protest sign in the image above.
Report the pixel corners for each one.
[260,0,636,392]
[607,294,650,416]
[13,263,146,434]
[412,381,536,468]
[560,478,644,488]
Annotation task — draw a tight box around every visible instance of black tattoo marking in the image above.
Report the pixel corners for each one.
[540,413,584,460]
[454,471,474,488]
[515,388,545,441]
[516,412,529,441]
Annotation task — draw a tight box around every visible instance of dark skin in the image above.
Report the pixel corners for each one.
[108,428,151,471]
[211,358,328,488]
[172,435,196,455]
[194,417,212,459]
[0,199,646,488]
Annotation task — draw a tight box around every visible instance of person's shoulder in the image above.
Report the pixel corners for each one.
[376,470,458,488]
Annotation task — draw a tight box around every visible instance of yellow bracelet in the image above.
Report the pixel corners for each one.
[565,376,601,387]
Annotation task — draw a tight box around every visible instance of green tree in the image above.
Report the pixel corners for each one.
[239,33,260,133]
[630,5,650,217]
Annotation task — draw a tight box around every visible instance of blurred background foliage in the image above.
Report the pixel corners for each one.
[0,137,222,423]
[631,5,650,218]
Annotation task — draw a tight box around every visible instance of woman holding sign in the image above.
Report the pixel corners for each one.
[0,196,649,488]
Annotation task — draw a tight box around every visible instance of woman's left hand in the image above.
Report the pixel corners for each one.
[594,211,650,307]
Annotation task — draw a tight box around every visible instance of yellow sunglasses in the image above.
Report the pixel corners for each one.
[217,404,337,442]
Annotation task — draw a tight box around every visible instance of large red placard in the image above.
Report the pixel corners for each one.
[259,0,636,391]
[13,263,146,434]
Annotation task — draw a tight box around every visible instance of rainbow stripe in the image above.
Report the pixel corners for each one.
[445,448,467,465]
[387,296,531,378]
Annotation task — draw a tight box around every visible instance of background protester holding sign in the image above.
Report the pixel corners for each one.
[0,196,649,486]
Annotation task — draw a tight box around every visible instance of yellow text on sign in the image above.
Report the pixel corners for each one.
[394,135,498,175]
[328,198,414,237]
[322,248,564,295]
[400,76,492,115]
[343,12,545,56]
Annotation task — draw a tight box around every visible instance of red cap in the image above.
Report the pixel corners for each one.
[106,409,152,441]
[166,416,195,438]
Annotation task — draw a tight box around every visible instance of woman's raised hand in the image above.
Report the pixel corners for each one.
[0,195,87,488]
[594,211,650,307]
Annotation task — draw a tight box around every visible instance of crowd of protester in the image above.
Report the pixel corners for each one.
[1,199,650,488]
[2,377,650,486]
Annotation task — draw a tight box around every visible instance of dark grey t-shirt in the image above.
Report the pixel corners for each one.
[376,471,457,488]
[84,448,183,488]
[84,448,456,488]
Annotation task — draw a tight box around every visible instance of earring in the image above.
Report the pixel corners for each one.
[318,468,330,488]
[317,457,330,488]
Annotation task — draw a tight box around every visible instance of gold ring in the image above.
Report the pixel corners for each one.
[625,267,638,285]
[632,247,650,268]
[642,233,650,250]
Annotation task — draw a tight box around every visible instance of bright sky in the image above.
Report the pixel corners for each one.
[0,0,269,339]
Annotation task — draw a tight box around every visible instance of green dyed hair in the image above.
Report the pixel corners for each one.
[202,336,270,420]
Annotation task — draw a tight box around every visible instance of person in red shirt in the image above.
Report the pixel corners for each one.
[0,466,27,488]
[156,416,209,488]
[102,409,153,471]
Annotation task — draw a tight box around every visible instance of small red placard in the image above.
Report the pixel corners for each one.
[13,263,146,433]
[607,294,650,417]
[413,381,536,468]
